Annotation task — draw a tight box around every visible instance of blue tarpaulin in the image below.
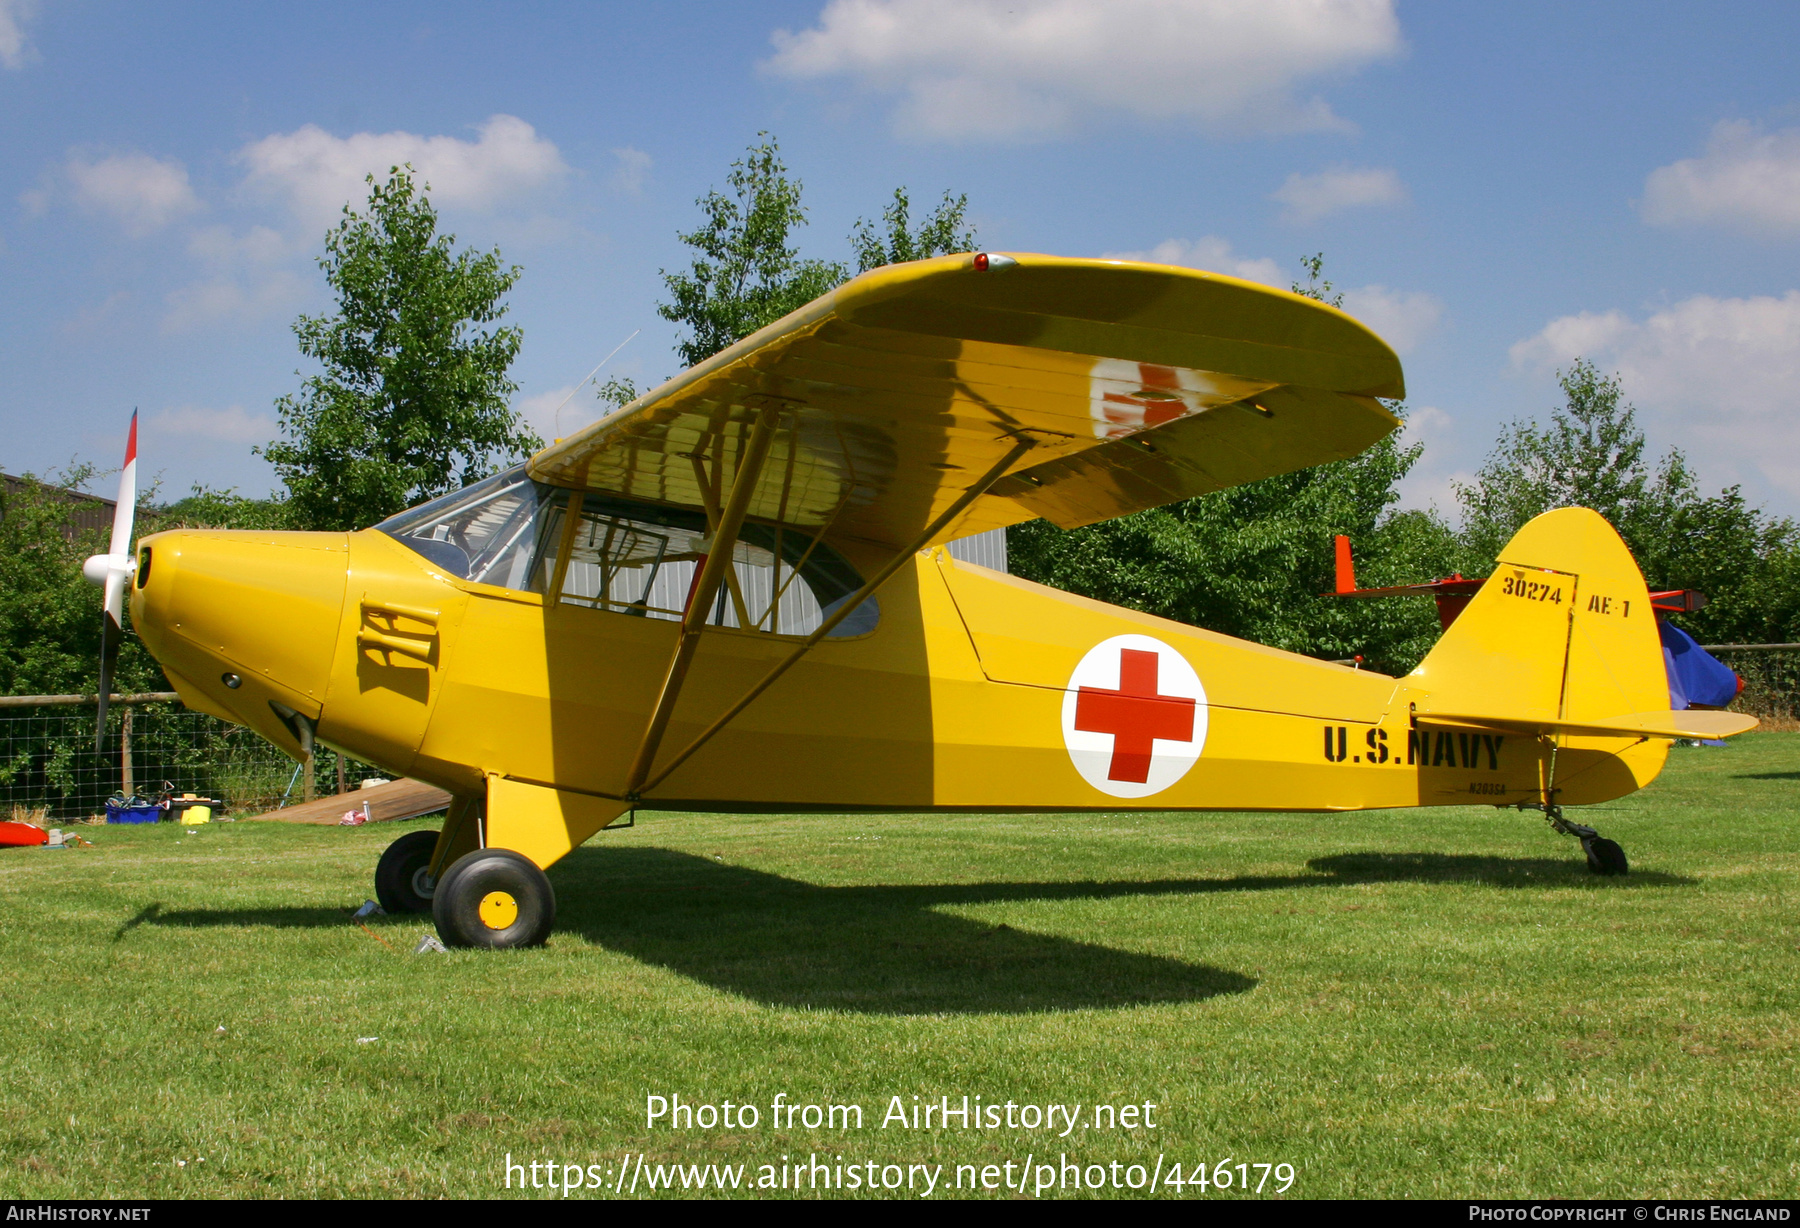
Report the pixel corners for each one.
[1659,620,1741,709]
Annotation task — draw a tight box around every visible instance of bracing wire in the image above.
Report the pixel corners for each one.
[552,329,642,439]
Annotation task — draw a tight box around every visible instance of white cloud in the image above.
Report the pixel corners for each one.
[1390,404,1464,512]
[64,153,202,236]
[236,114,568,229]
[515,386,589,441]
[764,0,1402,141]
[58,290,131,335]
[610,147,651,194]
[1511,291,1800,499]
[1642,120,1800,237]
[165,226,305,333]
[1339,284,1441,354]
[1102,236,1284,287]
[186,224,289,267]
[1271,165,1406,223]
[0,0,36,70]
[161,271,307,334]
[148,405,277,445]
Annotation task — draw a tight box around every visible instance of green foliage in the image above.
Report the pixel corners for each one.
[849,188,977,273]
[262,165,540,531]
[595,375,641,412]
[0,468,163,696]
[1012,424,1457,674]
[660,135,980,366]
[658,136,849,367]
[1292,252,1343,308]
[158,486,292,531]
[1457,360,1669,565]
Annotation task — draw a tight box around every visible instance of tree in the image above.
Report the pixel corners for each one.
[850,188,977,273]
[659,135,982,368]
[1456,360,1678,567]
[159,485,291,531]
[658,136,848,368]
[262,165,539,531]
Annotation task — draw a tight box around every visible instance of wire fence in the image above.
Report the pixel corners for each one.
[0,696,383,823]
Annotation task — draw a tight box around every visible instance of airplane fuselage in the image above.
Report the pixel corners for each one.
[133,520,1665,852]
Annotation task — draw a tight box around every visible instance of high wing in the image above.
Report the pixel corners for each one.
[529,253,1404,551]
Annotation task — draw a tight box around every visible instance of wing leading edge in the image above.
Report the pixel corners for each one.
[529,253,1405,552]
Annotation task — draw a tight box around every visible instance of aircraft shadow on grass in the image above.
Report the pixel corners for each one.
[132,846,1691,1015]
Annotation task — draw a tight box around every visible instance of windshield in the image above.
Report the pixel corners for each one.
[374,466,877,637]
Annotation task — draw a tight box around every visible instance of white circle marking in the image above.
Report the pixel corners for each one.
[1060,634,1208,799]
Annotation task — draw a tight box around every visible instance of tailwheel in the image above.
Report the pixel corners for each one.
[1537,804,1629,877]
[375,829,441,913]
[432,848,556,949]
[1582,835,1629,877]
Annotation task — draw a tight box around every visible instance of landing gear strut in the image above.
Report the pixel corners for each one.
[1532,804,1629,876]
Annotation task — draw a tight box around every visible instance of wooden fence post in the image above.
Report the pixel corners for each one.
[120,704,133,799]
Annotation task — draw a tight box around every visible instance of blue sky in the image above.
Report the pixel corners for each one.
[5,1,1800,518]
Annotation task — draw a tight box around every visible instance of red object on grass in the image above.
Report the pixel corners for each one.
[0,822,49,848]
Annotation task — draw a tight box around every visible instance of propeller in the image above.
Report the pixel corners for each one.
[81,411,138,753]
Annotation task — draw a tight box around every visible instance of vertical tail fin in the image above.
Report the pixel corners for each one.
[1410,507,1667,727]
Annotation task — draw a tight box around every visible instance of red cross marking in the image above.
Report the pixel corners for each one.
[1072,648,1197,783]
[1100,363,1188,431]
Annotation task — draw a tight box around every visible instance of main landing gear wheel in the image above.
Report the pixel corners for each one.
[375,829,441,913]
[432,848,555,949]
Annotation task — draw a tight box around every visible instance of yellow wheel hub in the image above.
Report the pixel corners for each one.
[477,890,519,930]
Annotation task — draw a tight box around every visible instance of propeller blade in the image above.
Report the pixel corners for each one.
[95,605,118,754]
[90,411,138,755]
[109,410,137,559]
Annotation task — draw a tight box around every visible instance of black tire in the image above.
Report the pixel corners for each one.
[375,829,441,913]
[1584,836,1629,877]
[432,848,555,949]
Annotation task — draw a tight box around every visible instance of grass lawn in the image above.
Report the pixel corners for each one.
[2,734,1797,1200]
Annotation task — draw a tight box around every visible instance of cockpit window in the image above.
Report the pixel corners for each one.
[371,469,550,589]
[373,465,877,637]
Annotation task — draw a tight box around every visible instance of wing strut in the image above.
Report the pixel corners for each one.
[635,435,1037,799]
[623,405,781,797]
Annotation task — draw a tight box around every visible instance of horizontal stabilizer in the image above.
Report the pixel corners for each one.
[1418,708,1758,741]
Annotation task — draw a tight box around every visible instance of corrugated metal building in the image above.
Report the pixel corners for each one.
[944,526,1008,573]
[1,474,118,542]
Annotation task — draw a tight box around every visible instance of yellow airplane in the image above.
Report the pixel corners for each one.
[90,253,1756,950]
